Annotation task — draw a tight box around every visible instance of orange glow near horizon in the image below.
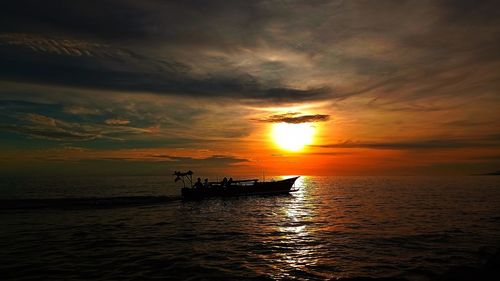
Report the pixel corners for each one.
[272,123,316,152]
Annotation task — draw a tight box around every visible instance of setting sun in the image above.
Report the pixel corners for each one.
[272,123,316,152]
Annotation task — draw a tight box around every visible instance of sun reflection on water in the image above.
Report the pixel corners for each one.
[268,176,331,279]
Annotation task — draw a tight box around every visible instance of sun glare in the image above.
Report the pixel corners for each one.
[272,123,315,152]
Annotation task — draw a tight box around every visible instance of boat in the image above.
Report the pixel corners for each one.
[174,171,300,200]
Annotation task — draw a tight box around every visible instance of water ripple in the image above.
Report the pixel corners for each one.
[1,176,500,280]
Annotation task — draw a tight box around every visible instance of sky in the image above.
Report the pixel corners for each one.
[1,0,499,177]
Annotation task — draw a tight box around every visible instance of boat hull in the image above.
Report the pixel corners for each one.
[181,176,299,200]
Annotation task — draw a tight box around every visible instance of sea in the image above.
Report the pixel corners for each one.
[1,176,500,281]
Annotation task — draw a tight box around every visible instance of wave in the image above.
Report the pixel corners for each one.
[0,195,180,210]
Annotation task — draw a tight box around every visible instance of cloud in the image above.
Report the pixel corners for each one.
[0,124,99,141]
[47,150,250,166]
[0,1,274,47]
[442,119,490,127]
[105,119,130,125]
[256,112,330,124]
[0,98,256,150]
[469,155,500,161]
[23,113,57,126]
[167,155,250,165]
[315,137,500,150]
[0,33,129,57]
[2,0,500,107]
[0,33,332,104]
[0,113,159,142]
[63,105,101,115]
[6,113,101,141]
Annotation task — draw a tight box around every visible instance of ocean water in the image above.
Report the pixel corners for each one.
[1,176,500,280]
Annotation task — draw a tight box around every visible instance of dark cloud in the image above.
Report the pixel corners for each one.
[469,155,500,161]
[2,1,500,105]
[0,124,99,141]
[0,34,330,104]
[0,1,271,45]
[91,154,249,165]
[0,113,156,142]
[0,33,130,57]
[169,155,249,165]
[94,154,251,172]
[439,0,500,25]
[10,113,101,141]
[442,119,491,127]
[257,112,330,124]
[305,152,352,156]
[315,137,500,150]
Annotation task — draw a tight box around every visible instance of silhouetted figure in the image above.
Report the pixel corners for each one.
[221,177,228,187]
[203,178,209,188]
[193,177,203,189]
[227,177,233,186]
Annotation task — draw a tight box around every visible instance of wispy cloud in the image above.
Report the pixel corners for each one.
[63,105,101,115]
[0,33,130,57]
[256,112,330,124]
[0,113,157,141]
[105,119,130,126]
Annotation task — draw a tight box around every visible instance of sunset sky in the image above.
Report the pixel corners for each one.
[1,0,499,176]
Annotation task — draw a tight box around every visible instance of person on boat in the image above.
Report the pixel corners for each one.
[221,177,228,187]
[193,177,203,189]
[227,177,233,186]
[203,178,209,188]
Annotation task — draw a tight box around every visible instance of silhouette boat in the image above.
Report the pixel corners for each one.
[174,171,300,200]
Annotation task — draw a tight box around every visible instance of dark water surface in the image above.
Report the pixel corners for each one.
[1,176,500,280]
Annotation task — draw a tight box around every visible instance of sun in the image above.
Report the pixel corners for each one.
[272,123,316,152]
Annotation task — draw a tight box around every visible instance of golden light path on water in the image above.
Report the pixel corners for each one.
[268,176,328,279]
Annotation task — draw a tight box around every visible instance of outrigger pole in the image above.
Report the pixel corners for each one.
[173,170,194,188]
